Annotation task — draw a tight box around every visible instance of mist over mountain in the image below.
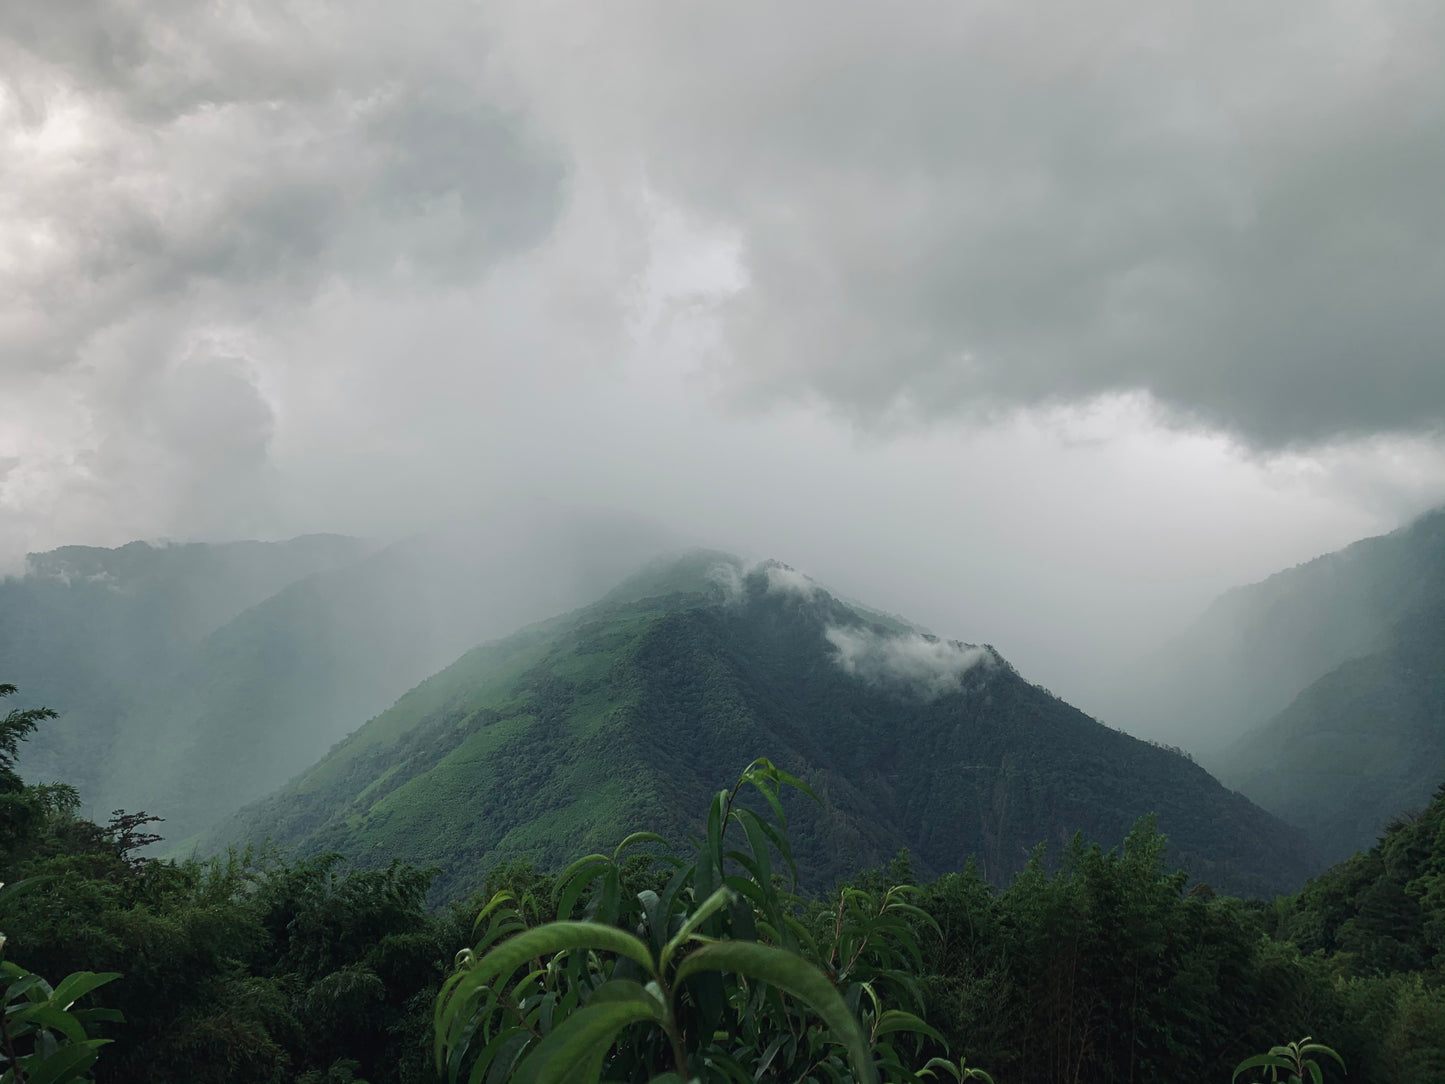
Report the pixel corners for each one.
[212,552,1320,901]
[1100,507,1445,760]
[0,508,674,840]
[0,533,371,799]
[1222,600,1445,864]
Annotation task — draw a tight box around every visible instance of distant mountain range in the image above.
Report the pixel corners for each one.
[10,507,1442,894]
[0,511,670,841]
[1106,507,1445,860]
[0,533,371,805]
[210,553,1320,901]
[1221,600,1445,864]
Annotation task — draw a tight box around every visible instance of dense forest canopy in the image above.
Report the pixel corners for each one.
[3,683,1444,1083]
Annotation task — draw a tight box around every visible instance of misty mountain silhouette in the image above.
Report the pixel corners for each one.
[1101,505,1445,861]
[0,511,672,840]
[209,552,1320,900]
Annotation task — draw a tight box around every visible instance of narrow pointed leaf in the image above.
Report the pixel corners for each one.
[510,997,664,1084]
[674,941,877,1084]
[661,886,736,970]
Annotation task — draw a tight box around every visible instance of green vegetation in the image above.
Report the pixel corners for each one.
[1115,506,1445,760]
[0,527,661,846]
[438,758,951,1084]
[5,649,1445,1080]
[0,535,370,833]
[1233,1038,1345,1084]
[1223,601,1445,863]
[1111,505,1445,863]
[218,556,1319,900]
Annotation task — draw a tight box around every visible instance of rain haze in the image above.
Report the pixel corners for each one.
[4,0,1445,722]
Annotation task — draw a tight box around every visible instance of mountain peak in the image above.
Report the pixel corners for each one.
[210,550,1317,900]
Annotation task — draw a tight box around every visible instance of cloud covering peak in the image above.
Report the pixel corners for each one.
[826,624,995,700]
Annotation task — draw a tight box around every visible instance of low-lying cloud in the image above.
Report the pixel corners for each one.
[763,563,819,599]
[825,624,994,700]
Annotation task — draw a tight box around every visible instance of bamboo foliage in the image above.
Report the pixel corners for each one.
[434,759,975,1084]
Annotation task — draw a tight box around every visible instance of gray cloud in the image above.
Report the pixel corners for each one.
[493,0,1445,447]
[0,1,564,380]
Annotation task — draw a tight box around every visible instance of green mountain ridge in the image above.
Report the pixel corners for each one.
[211,552,1321,900]
[1103,507,1445,759]
[0,514,672,841]
[1223,600,1445,864]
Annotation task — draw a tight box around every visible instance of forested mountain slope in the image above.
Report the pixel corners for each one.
[215,554,1321,900]
[1223,601,1445,863]
[0,535,370,799]
[1102,507,1445,759]
[1273,778,1445,976]
[0,513,670,842]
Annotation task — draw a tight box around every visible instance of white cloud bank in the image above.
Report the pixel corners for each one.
[763,563,818,599]
[825,625,995,700]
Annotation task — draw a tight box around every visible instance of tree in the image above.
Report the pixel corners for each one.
[0,686,56,794]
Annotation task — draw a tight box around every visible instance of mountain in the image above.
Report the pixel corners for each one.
[1101,507,1445,760]
[101,514,672,842]
[212,553,1320,901]
[1221,601,1445,864]
[1275,776,1445,975]
[0,534,372,799]
[0,510,674,843]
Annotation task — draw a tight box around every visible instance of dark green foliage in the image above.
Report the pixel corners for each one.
[0,948,121,1084]
[913,822,1299,1084]
[437,759,951,1083]
[0,685,463,1084]
[219,557,1318,901]
[0,684,57,795]
[7,672,1445,1082]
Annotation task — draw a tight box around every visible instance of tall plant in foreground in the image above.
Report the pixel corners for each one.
[1,880,123,1084]
[1234,1037,1345,1083]
[435,759,976,1084]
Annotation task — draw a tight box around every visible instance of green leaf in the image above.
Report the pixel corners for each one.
[1301,1044,1346,1072]
[674,941,877,1084]
[21,1038,109,1084]
[47,971,120,1013]
[12,1004,87,1044]
[661,887,735,970]
[614,832,671,861]
[918,1056,962,1081]
[553,857,612,921]
[476,1030,532,1084]
[873,1009,945,1046]
[510,996,664,1084]
[471,922,656,987]
[1234,1054,1293,1082]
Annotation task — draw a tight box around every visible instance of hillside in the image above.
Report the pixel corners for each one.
[214,553,1321,900]
[1274,777,1445,976]
[1099,507,1445,759]
[0,534,371,799]
[1222,601,1445,864]
[0,512,670,842]
[106,518,665,842]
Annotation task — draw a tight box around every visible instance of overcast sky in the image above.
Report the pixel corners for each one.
[3,1,1444,700]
